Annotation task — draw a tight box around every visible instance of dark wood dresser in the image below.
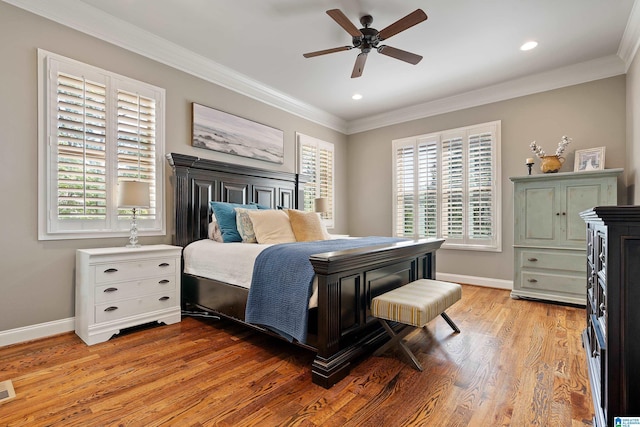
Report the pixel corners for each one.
[580,206,640,427]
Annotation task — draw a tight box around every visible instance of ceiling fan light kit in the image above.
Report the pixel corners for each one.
[303,9,428,78]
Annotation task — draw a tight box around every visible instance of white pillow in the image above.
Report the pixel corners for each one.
[246,209,296,244]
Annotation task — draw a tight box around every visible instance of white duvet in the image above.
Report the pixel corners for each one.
[183,239,318,308]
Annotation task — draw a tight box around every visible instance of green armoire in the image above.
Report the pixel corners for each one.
[510,168,622,305]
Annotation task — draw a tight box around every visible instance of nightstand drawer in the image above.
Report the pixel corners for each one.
[95,291,178,323]
[95,277,176,303]
[94,258,177,284]
[517,249,584,272]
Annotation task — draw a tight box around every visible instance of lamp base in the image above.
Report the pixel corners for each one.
[125,209,141,248]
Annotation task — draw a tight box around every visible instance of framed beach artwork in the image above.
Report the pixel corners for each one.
[574,147,605,172]
[192,103,284,164]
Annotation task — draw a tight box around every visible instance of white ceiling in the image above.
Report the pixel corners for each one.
[8,0,639,133]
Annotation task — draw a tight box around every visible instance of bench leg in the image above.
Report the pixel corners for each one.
[374,319,423,372]
[440,312,460,333]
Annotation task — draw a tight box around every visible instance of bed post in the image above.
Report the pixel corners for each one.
[166,153,194,248]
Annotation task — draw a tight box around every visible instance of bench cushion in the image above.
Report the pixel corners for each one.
[371,279,462,328]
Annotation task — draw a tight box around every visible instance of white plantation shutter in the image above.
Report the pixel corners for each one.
[392,121,501,251]
[418,139,438,237]
[39,50,165,240]
[299,143,317,212]
[117,90,157,220]
[394,144,415,237]
[56,73,108,223]
[297,133,335,228]
[441,134,465,241]
[467,130,494,241]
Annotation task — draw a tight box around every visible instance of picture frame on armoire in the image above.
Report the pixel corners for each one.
[191,103,284,164]
[574,147,605,172]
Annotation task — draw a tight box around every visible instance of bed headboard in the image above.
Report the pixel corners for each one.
[166,153,304,248]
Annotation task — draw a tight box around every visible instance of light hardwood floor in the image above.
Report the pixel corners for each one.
[0,285,593,426]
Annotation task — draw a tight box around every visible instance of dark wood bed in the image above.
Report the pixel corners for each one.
[167,153,444,388]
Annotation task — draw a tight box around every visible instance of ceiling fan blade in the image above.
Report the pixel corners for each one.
[378,9,427,41]
[326,9,363,38]
[377,45,423,65]
[303,46,352,58]
[351,52,367,78]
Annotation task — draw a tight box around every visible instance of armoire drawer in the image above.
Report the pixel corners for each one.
[519,270,585,295]
[517,249,584,272]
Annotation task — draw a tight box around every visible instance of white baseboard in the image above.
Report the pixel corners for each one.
[436,272,513,290]
[0,318,75,348]
[0,274,511,347]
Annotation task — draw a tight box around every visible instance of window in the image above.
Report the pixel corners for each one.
[38,49,165,240]
[392,121,501,251]
[297,133,335,229]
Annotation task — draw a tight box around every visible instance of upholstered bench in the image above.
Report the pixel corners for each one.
[371,279,462,371]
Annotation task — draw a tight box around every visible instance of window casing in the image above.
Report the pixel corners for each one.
[38,49,166,240]
[392,121,501,251]
[297,133,335,229]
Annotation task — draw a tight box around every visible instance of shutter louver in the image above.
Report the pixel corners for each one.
[117,90,157,220]
[467,132,494,240]
[441,136,464,239]
[417,141,438,237]
[318,146,333,221]
[298,134,335,227]
[395,145,415,237]
[300,143,317,212]
[56,72,107,220]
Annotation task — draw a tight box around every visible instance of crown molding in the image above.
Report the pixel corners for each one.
[346,55,626,134]
[4,0,635,136]
[619,0,640,70]
[3,0,348,133]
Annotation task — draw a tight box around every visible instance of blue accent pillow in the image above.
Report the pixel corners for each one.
[250,202,272,209]
[210,202,258,242]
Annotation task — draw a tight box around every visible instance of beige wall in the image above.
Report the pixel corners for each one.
[0,1,632,335]
[347,76,627,281]
[627,48,640,204]
[0,3,347,332]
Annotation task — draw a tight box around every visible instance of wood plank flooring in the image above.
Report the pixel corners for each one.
[0,285,593,426]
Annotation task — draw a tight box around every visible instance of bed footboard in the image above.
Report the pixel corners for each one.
[309,238,443,387]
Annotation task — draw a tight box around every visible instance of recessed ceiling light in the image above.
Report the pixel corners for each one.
[520,41,538,51]
[352,93,363,100]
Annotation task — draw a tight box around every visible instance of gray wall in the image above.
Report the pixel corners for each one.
[0,3,347,332]
[347,76,627,281]
[0,1,632,335]
[627,46,640,204]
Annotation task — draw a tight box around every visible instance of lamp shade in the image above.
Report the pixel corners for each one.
[118,181,150,208]
[314,197,329,213]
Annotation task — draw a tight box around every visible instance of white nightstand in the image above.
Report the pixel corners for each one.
[75,244,182,345]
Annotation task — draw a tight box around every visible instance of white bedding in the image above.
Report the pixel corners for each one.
[183,239,318,308]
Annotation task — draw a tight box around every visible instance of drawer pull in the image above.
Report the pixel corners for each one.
[103,287,118,293]
[592,348,599,357]
[104,268,118,273]
[527,278,538,283]
[159,296,170,301]
[104,306,118,312]
[159,262,170,267]
[527,257,538,262]
[159,279,170,284]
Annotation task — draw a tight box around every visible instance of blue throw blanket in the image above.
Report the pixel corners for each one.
[245,237,405,343]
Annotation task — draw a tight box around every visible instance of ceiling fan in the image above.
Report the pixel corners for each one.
[303,9,428,78]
